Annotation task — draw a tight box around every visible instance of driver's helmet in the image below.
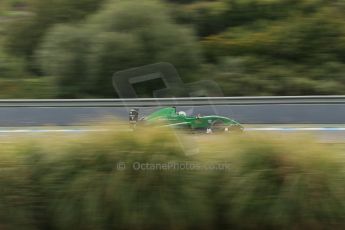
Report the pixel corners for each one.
[178,111,186,117]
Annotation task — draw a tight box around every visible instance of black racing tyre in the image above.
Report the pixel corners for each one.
[211,120,226,133]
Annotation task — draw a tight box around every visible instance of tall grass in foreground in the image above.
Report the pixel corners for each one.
[0,126,344,230]
[198,135,345,229]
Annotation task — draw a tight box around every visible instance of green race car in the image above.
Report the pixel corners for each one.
[129,107,243,133]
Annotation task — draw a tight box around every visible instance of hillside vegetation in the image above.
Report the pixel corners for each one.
[1,0,345,97]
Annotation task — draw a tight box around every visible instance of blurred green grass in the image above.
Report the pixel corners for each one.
[0,125,344,229]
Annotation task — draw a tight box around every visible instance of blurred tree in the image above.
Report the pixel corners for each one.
[3,0,345,97]
[5,0,105,71]
[199,6,345,96]
[37,0,201,98]
[0,48,26,79]
[36,25,90,98]
[172,0,327,37]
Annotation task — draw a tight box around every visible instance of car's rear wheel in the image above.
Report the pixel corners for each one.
[210,120,228,133]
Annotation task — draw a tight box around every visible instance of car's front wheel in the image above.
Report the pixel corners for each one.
[228,125,244,132]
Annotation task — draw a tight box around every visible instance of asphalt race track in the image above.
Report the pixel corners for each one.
[0,104,345,126]
[1,96,345,126]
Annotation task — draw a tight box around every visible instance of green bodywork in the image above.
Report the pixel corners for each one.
[143,107,243,131]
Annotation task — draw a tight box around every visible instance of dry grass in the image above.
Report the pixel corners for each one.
[0,124,343,230]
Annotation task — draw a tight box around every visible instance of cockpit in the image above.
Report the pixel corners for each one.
[178,111,186,117]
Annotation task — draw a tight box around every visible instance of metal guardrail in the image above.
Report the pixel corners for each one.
[1,96,345,107]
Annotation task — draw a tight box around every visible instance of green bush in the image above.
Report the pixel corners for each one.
[5,0,105,59]
[0,78,57,98]
[0,48,26,78]
[36,0,201,97]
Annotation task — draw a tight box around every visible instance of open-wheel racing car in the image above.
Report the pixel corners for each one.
[129,107,243,133]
